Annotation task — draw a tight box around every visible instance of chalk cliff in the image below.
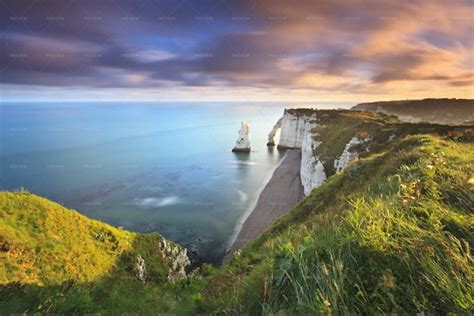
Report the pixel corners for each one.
[268,109,327,195]
[232,121,251,152]
[277,109,315,149]
[334,136,363,173]
[300,124,326,195]
[267,117,282,146]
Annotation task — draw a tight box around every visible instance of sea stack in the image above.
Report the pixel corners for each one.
[232,121,251,152]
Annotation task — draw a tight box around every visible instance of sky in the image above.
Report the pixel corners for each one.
[1,0,473,102]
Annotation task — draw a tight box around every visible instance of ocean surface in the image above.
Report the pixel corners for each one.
[0,102,352,263]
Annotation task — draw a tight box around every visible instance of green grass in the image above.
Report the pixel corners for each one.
[200,135,474,314]
[0,190,201,314]
[309,110,473,177]
[0,191,136,285]
[312,110,395,176]
[1,111,473,314]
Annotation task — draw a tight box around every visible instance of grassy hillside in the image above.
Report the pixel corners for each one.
[352,98,474,125]
[310,109,472,176]
[0,191,198,314]
[1,112,473,314]
[199,134,473,314]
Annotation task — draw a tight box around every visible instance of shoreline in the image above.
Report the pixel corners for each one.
[223,149,304,263]
[225,151,289,254]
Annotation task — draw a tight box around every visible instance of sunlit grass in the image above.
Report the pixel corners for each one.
[1,111,473,314]
[202,135,474,314]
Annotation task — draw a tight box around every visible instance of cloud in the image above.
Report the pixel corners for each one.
[0,0,472,100]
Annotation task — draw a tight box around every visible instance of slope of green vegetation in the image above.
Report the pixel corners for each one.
[0,191,200,314]
[312,110,398,176]
[199,135,473,314]
[1,112,473,314]
[308,109,472,177]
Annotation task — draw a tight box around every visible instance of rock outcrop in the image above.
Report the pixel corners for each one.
[267,117,282,146]
[134,255,147,282]
[232,121,251,152]
[333,137,363,173]
[159,239,190,283]
[334,135,371,173]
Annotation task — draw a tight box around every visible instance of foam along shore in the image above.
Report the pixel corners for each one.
[224,149,304,263]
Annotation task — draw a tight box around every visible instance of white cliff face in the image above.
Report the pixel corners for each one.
[268,109,375,196]
[278,110,313,148]
[267,117,282,146]
[300,124,327,196]
[266,110,329,196]
[232,121,251,152]
[270,110,327,196]
[334,137,363,173]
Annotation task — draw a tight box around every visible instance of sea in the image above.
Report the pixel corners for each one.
[0,102,352,263]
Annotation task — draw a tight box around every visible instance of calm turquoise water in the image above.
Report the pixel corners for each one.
[0,102,351,263]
